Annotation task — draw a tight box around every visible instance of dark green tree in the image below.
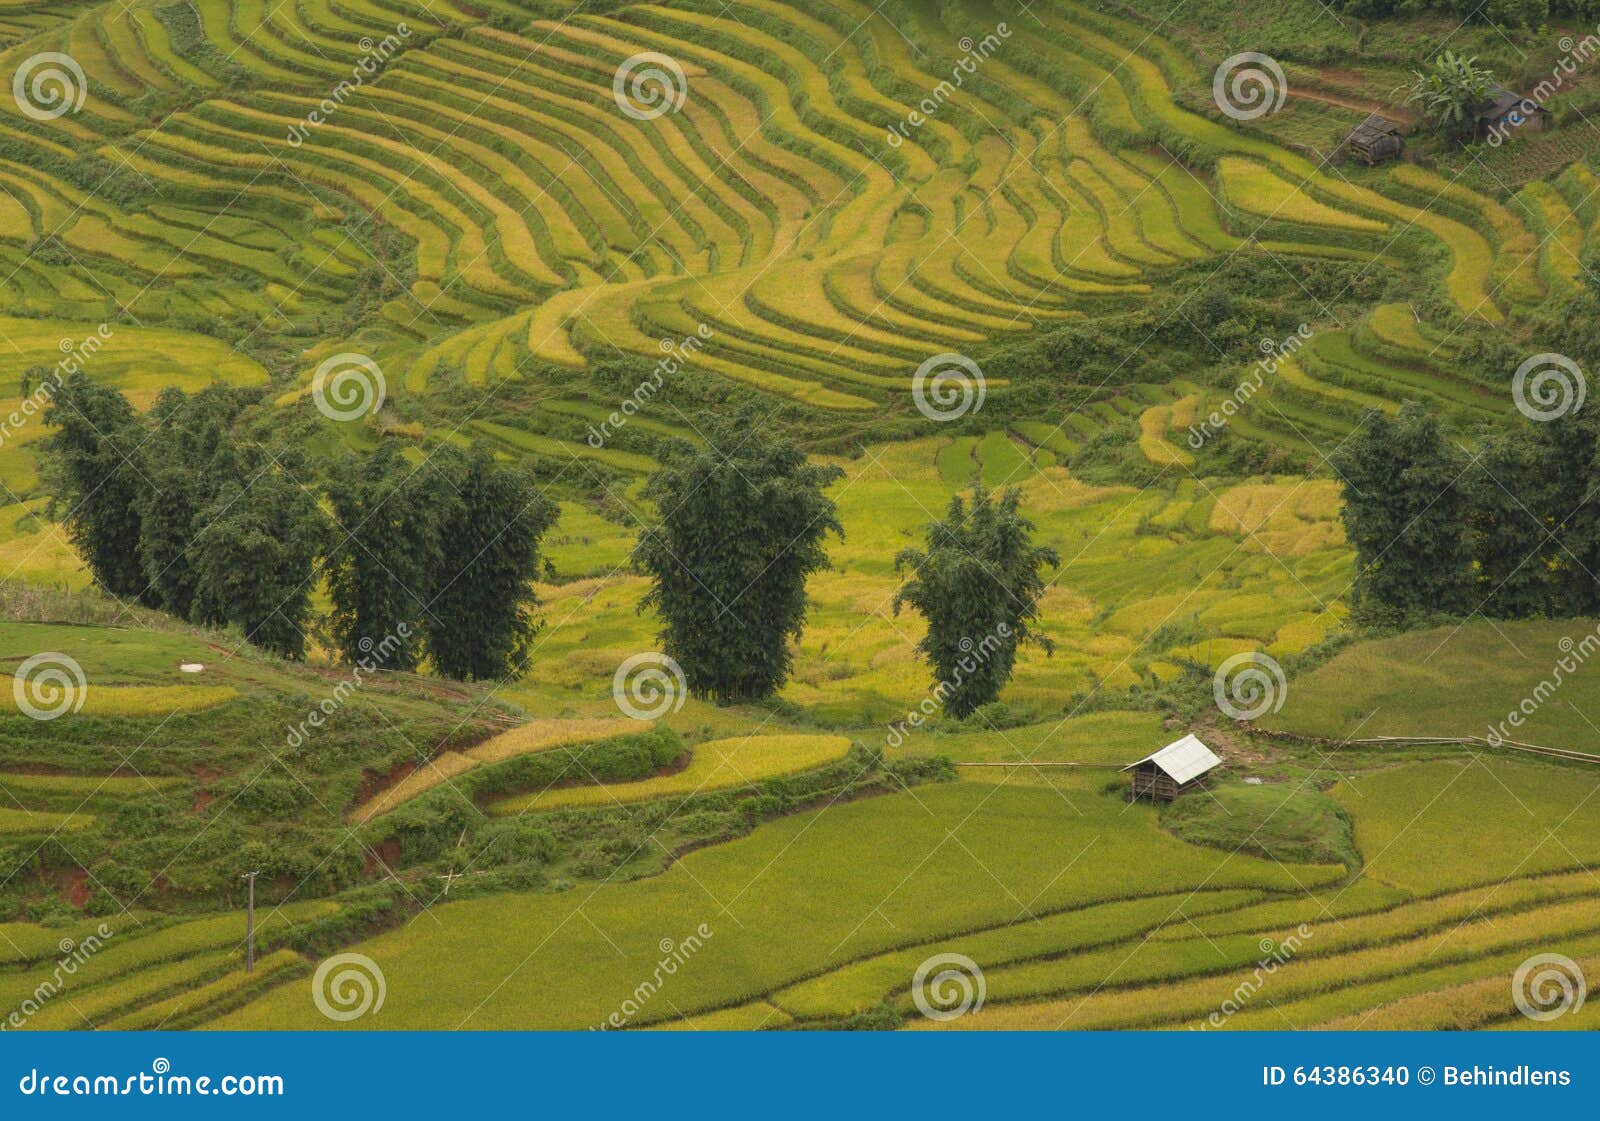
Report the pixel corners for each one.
[1467,408,1600,618]
[326,442,448,669]
[635,421,842,702]
[135,386,244,618]
[424,448,557,681]
[1333,404,1473,621]
[1528,408,1600,615]
[21,365,48,398]
[1465,430,1552,617]
[191,457,327,659]
[41,372,150,602]
[893,486,1058,718]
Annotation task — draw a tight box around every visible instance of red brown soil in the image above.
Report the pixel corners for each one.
[58,869,89,909]
[363,838,403,877]
[191,764,218,813]
[356,759,418,807]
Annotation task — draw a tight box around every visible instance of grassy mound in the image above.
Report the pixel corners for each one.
[1162,784,1360,871]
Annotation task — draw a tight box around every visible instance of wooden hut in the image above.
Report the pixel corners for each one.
[1125,734,1221,802]
[1473,87,1551,142]
[1345,115,1405,165]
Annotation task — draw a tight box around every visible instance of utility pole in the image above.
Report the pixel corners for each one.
[242,871,258,972]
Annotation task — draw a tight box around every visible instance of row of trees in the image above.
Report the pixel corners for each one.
[1334,403,1600,622]
[45,375,554,677]
[48,390,1058,712]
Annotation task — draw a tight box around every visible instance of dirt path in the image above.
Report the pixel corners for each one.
[1289,87,1410,123]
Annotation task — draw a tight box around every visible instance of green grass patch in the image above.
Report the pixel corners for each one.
[1162,782,1360,871]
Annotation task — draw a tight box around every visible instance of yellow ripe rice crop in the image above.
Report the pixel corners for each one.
[105,949,304,1030]
[489,733,852,813]
[23,685,240,718]
[1216,158,1386,233]
[350,718,657,822]
[1317,952,1600,1029]
[649,1002,792,1030]
[1138,399,1197,468]
[348,753,479,824]
[0,807,94,835]
[1208,480,1344,557]
[916,895,1600,1030]
[466,718,647,764]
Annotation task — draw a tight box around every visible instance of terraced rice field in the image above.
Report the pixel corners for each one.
[1260,619,1600,748]
[0,0,1565,439]
[904,758,1600,1031]
[185,749,1600,1030]
[208,783,1347,1028]
[0,902,334,1029]
[349,716,648,822]
[487,732,852,813]
[0,0,1596,1038]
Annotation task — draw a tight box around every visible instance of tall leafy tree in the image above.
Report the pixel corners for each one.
[1464,410,1600,618]
[1333,404,1473,621]
[326,442,448,669]
[1529,408,1600,615]
[1465,430,1552,617]
[136,386,244,618]
[893,486,1058,718]
[191,456,327,660]
[41,372,151,602]
[635,420,841,702]
[424,448,557,681]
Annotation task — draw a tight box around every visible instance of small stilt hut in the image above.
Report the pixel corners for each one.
[1125,734,1222,802]
[1345,115,1405,165]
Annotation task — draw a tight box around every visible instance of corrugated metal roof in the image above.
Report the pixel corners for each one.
[1124,734,1222,785]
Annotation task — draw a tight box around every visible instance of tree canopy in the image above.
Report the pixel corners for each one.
[39,382,557,676]
[1334,402,1600,623]
[136,386,246,619]
[893,486,1058,719]
[326,442,449,671]
[1333,404,1473,622]
[424,448,558,682]
[190,451,327,660]
[42,372,151,603]
[635,418,841,703]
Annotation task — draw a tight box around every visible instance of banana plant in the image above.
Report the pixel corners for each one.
[1402,50,1495,140]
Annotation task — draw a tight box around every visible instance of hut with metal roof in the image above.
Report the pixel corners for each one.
[1124,734,1222,802]
[1472,87,1551,142]
[1345,115,1405,165]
